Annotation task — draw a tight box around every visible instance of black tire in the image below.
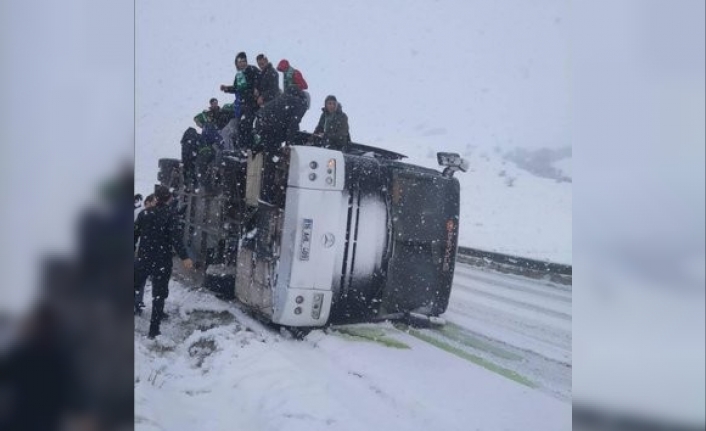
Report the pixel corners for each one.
[158,158,182,189]
[285,326,312,340]
[204,273,236,300]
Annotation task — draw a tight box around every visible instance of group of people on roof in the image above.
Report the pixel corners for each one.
[180,52,351,191]
[135,53,356,338]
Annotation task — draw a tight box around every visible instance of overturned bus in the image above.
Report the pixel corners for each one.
[157,133,468,328]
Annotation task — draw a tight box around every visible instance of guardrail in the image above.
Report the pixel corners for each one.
[456,246,572,285]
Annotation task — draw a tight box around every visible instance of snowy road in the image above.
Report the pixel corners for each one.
[446,264,572,401]
[134,263,572,430]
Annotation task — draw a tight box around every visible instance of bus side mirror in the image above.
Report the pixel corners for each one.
[437,152,469,178]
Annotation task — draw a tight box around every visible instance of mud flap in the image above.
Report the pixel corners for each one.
[245,151,263,207]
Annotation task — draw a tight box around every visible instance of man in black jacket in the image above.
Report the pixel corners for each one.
[253,85,309,204]
[255,54,281,106]
[134,186,193,338]
[254,85,309,151]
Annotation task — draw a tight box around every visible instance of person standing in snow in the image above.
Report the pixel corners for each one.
[276,59,310,108]
[221,52,261,151]
[133,186,193,338]
[255,54,281,107]
[133,193,156,310]
[313,95,350,152]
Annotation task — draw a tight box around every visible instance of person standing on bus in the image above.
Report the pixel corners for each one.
[221,52,261,151]
[133,186,193,337]
[313,95,350,152]
[253,84,309,204]
[276,59,308,91]
[255,54,280,107]
[254,85,309,150]
[276,59,310,108]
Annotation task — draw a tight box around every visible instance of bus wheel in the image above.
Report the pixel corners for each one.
[205,273,235,300]
[286,327,311,340]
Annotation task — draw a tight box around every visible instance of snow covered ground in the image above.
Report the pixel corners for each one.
[135,262,571,431]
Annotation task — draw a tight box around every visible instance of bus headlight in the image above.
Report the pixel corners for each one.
[326,159,336,186]
[312,293,324,319]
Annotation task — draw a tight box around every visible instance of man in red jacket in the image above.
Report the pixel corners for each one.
[276,59,310,108]
[276,59,308,91]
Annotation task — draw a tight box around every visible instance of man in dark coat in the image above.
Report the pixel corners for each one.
[221,52,261,151]
[253,85,309,204]
[133,186,193,337]
[255,85,309,151]
[314,95,350,152]
[255,54,281,106]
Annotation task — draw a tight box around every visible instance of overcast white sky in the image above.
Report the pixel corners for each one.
[134,0,574,264]
[136,0,570,165]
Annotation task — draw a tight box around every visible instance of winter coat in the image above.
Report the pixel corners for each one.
[223,65,261,113]
[257,62,281,104]
[194,107,232,130]
[133,202,189,265]
[314,103,350,151]
[181,127,201,158]
[194,109,215,128]
[254,85,309,152]
[276,59,308,91]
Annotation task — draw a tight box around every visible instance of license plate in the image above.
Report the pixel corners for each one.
[300,218,313,261]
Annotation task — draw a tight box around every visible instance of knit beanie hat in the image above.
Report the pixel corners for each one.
[277,59,290,72]
[325,95,337,103]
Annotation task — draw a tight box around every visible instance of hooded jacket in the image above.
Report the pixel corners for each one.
[276,59,308,91]
[314,102,350,151]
